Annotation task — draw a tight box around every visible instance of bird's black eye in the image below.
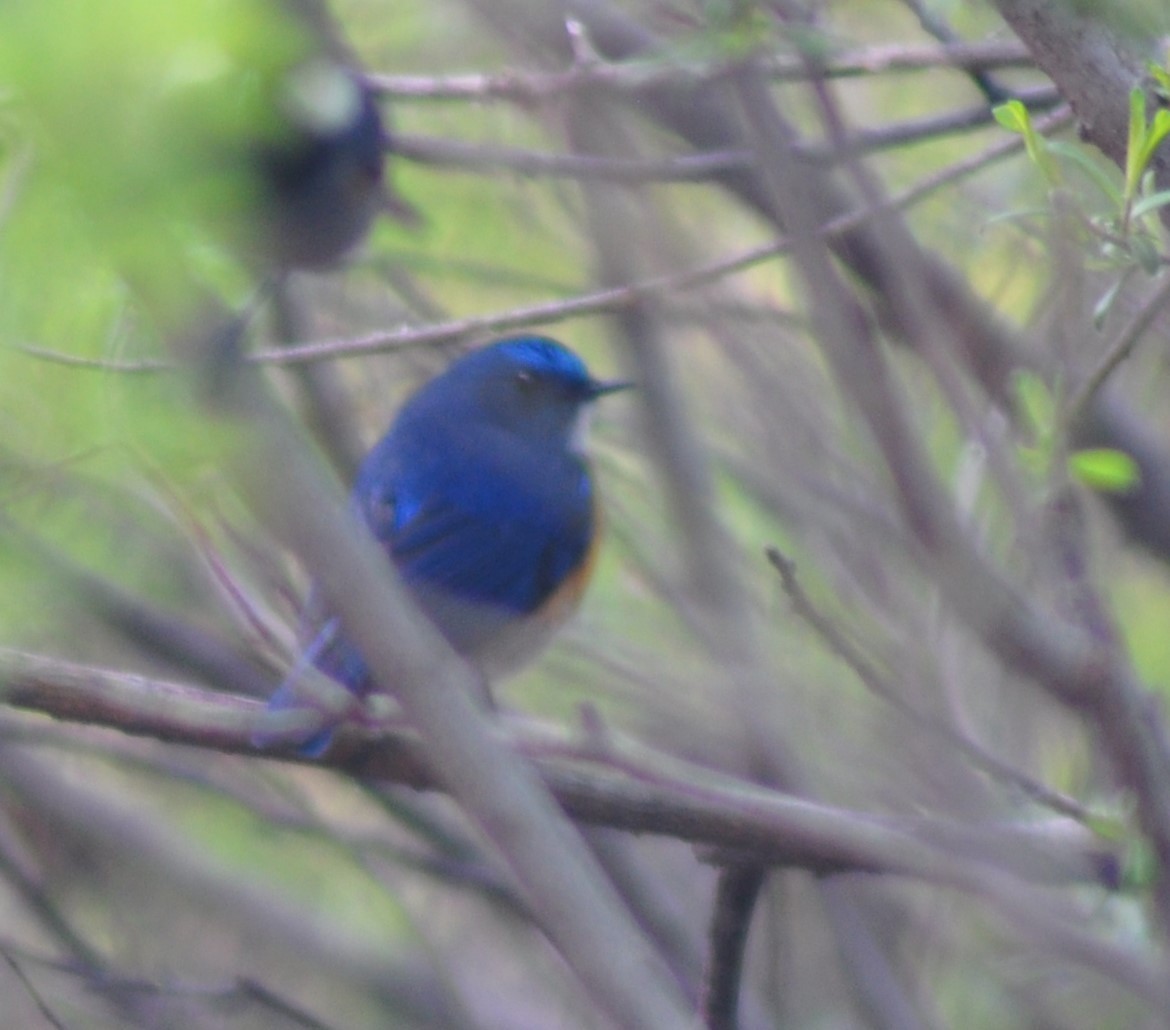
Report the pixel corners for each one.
[515,368,538,393]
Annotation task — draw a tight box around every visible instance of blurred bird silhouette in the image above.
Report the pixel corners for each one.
[251,64,396,269]
[244,0,417,270]
[260,335,630,754]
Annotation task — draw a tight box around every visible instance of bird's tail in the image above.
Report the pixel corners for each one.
[251,618,344,757]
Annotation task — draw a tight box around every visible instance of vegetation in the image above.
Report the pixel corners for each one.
[3,1,1170,1027]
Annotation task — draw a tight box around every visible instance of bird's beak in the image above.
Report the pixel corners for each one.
[588,378,635,399]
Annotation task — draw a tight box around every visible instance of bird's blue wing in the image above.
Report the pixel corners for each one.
[394,493,589,615]
[355,436,593,620]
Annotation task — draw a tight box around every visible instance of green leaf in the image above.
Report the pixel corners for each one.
[1141,108,1170,167]
[982,206,1052,230]
[1121,838,1157,891]
[1124,87,1147,203]
[1083,810,1128,843]
[1092,278,1125,328]
[994,100,1057,183]
[1068,448,1142,493]
[1131,188,1170,220]
[1130,233,1162,275]
[1012,370,1055,441]
[1150,62,1170,101]
[1046,141,1123,206]
[993,99,1030,135]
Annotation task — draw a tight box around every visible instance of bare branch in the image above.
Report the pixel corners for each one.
[370,40,1034,103]
[993,0,1163,194]
[730,54,1170,932]
[699,865,765,1030]
[0,651,1122,889]
[0,652,1159,1010]
[766,547,1092,822]
[1,951,68,1030]
[391,87,1060,181]
[249,110,1068,368]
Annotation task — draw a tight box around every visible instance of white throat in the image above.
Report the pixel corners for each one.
[569,404,595,456]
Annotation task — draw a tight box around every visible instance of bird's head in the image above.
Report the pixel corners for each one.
[411,336,630,452]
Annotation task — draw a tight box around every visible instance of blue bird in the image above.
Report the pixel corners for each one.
[262,335,629,753]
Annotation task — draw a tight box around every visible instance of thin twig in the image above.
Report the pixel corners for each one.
[13,342,167,374]
[1,950,69,1030]
[764,547,1090,821]
[733,49,1170,934]
[369,41,1034,102]
[699,866,766,1030]
[1064,272,1170,430]
[901,0,1012,104]
[391,87,1060,181]
[104,976,339,1030]
[15,105,1071,379]
[249,105,1073,368]
[0,822,154,1026]
[0,651,1122,890]
[394,132,752,180]
[0,834,106,976]
[3,659,1163,1007]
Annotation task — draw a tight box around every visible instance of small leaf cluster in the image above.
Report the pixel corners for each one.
[995,77,1170,324]
[1014,371,1140,494]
